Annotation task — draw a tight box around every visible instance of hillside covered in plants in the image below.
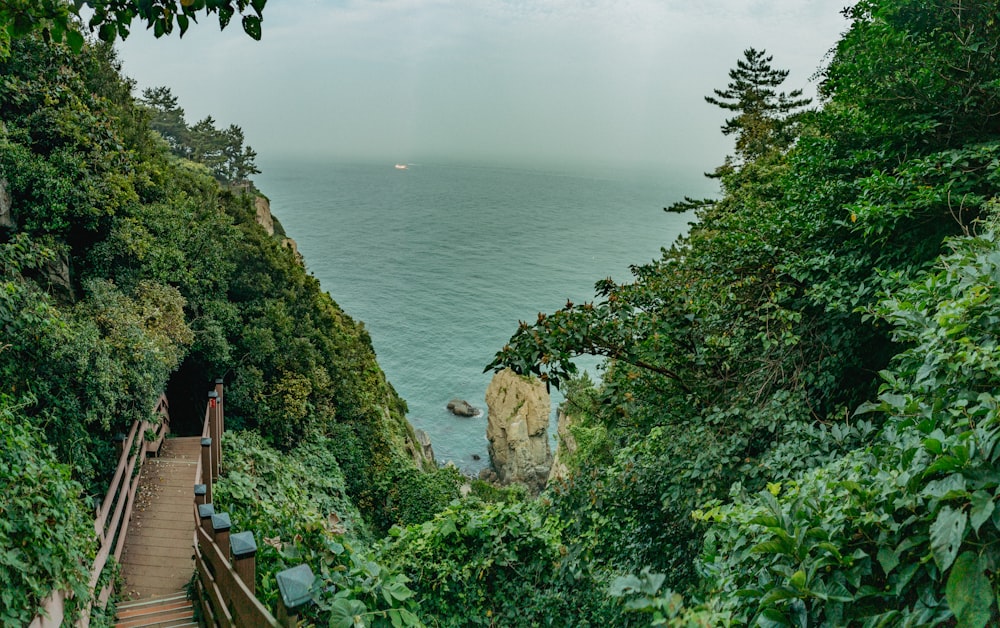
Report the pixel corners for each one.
[485,0,1000,624]
[5,0,1000,626]
[0,33,457,625]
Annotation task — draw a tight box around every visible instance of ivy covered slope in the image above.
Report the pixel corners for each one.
[486,0,1000,624]
[0,34,448,623]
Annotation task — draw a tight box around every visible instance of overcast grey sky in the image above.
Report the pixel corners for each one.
[117,0,851,174]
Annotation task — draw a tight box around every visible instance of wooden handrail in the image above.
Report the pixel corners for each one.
[195,525,278,626]
[192,380,283,627]
[34,381,311,628]
[31,394,171,628]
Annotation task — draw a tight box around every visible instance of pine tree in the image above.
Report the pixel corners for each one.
[705,48,812,163]
[221,124,261,184]
[141,86,190,156]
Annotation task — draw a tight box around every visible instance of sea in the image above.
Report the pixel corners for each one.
[255,159,712,474]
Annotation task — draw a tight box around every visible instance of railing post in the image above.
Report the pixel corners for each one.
[194,484,207,508]
[211,512,231,553]
[276,564,315,628]
[198,504,215,537]
[208,391,220,480]
[214,378,225,436]
[113,432,126,457]
[201,437,213,502]
[230,531,257,595]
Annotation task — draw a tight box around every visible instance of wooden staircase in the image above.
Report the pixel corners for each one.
[114,436,202,626]
[115,593,197,627]
[119,436,201,599]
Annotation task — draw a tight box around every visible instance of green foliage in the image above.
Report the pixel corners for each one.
[488,0,1000,608]
[383,498,622,626]
[212,431,425,627]
[0,0,266,52]
[214,429,369,546]
[692,232,1000,625]
[466,478,529,505]
[140,87,261,184]
[42,278,190,486]
[314,548,424,628]
[821,0,1000,150]
[609,569,734,627]
[704,47,812,165]
[0,396,94,626]
[376,464,462,528]
[139,86,189,154]
[0,232,193,488]
[0,37,143,248]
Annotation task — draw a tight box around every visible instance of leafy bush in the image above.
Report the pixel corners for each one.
[0,397,94,626]
[375,464,462,528]
[383,499,623,626]
[214,430,368,543]
[692,232,1000,626]
[212,431,425,627]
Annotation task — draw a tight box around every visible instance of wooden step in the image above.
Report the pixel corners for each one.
[115,593,197,628]
[118,436,198,599]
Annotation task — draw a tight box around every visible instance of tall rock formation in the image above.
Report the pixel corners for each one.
[484,368,552,493]
[254,195,303,265]
[254,195,275,236]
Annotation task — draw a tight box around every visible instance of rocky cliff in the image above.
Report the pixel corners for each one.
[254,195,303,264]
[484,368,552,493]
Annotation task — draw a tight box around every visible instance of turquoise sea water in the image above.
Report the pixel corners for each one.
[255,159,710,473]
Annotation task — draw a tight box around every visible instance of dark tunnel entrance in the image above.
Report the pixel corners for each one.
[165,357,219,436]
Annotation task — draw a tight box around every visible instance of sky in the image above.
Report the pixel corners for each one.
[116,0,852,174]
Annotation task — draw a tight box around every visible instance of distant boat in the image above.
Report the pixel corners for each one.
[395,164,408,170]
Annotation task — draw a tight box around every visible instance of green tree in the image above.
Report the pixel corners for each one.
[140,86,190,156]
[220,123,260,183]
[181,116,259,184]
[705,47,812,166]
[188,115,225,173]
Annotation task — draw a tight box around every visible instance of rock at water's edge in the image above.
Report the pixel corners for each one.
[485,368,552,493]
[447,398,478,417]
[415,428,435,462]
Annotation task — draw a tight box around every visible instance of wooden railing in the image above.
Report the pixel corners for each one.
[192,379,315,627]
[33,381,316,627]
[31,395,171,628]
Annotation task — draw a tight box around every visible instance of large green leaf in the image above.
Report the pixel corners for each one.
[969,491,994,534]
[930,506,967,571]
[329,598,367,628]
[945,552,993,628]
[877,546,899,576]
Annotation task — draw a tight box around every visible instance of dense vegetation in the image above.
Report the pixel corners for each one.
[487,0,1000,624]
[0,31,454,623]
[5,0,1000,625]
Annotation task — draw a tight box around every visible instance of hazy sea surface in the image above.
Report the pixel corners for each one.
[256,159,711,473]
